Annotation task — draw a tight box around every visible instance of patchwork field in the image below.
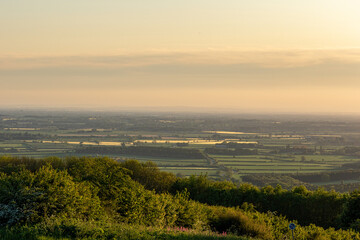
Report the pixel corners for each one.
[210,154,360,176]
[2,111,360,187]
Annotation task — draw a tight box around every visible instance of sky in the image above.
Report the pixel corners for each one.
[1,0,360,113]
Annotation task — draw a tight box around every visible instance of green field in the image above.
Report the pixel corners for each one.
[159,168,219,176]
[2,139,360,179]
[2,111,360,187]
[209,154,359,176]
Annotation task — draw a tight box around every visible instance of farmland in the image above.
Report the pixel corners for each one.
[1,110,360,190]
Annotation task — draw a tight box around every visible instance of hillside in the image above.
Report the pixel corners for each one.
[0,156,360,239]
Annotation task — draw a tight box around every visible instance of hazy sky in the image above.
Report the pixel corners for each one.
[1,1,360,113]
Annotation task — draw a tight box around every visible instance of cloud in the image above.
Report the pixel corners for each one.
[1,48,360,69]
[1,49,360,90]
[1,49,360,113]
[2,87,360,114]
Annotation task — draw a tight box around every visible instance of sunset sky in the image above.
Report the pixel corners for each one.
[1,1,360,113]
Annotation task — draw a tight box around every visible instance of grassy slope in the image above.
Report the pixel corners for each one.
[0,222,251,240]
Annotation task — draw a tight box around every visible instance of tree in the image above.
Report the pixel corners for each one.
[0,165,103,225]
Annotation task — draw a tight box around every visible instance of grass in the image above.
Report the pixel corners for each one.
[117,155,207,164]
[160,168,219,176]
[0,221,250,240]
[209,154,348,176]
[222,163,334,169]
[314,179,360,186]
[0,143,24,147]
[237,169,328,175]
[209,155,261,159]
[293,155,360,163]
[212,154,360,176]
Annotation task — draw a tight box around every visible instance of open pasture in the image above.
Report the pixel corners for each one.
[0,143,24,148]
[112,155,213,177]
[293,155,360,164]
[159,167,218,176]
[237,169,328,175]
[212,154,348,177]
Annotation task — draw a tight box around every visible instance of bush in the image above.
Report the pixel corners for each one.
[120,159,177,193]
[0,165,103,225]
[208,206,273,240]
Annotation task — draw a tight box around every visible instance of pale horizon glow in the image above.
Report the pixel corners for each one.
[1,1,360,113]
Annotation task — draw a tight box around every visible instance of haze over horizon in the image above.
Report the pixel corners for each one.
[1,1,360,114]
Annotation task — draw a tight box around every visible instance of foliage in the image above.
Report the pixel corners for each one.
[119,159,177,193]
[0,219,249,240]
[1,156,360,239]
[171,174,348,228]
[0,165,102,226]
[208,206,272,240]
[341,190,360,228]
[242,174,312,190]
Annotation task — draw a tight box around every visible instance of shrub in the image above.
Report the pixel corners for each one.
[0,165,103,225]
[208,206,273,240]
